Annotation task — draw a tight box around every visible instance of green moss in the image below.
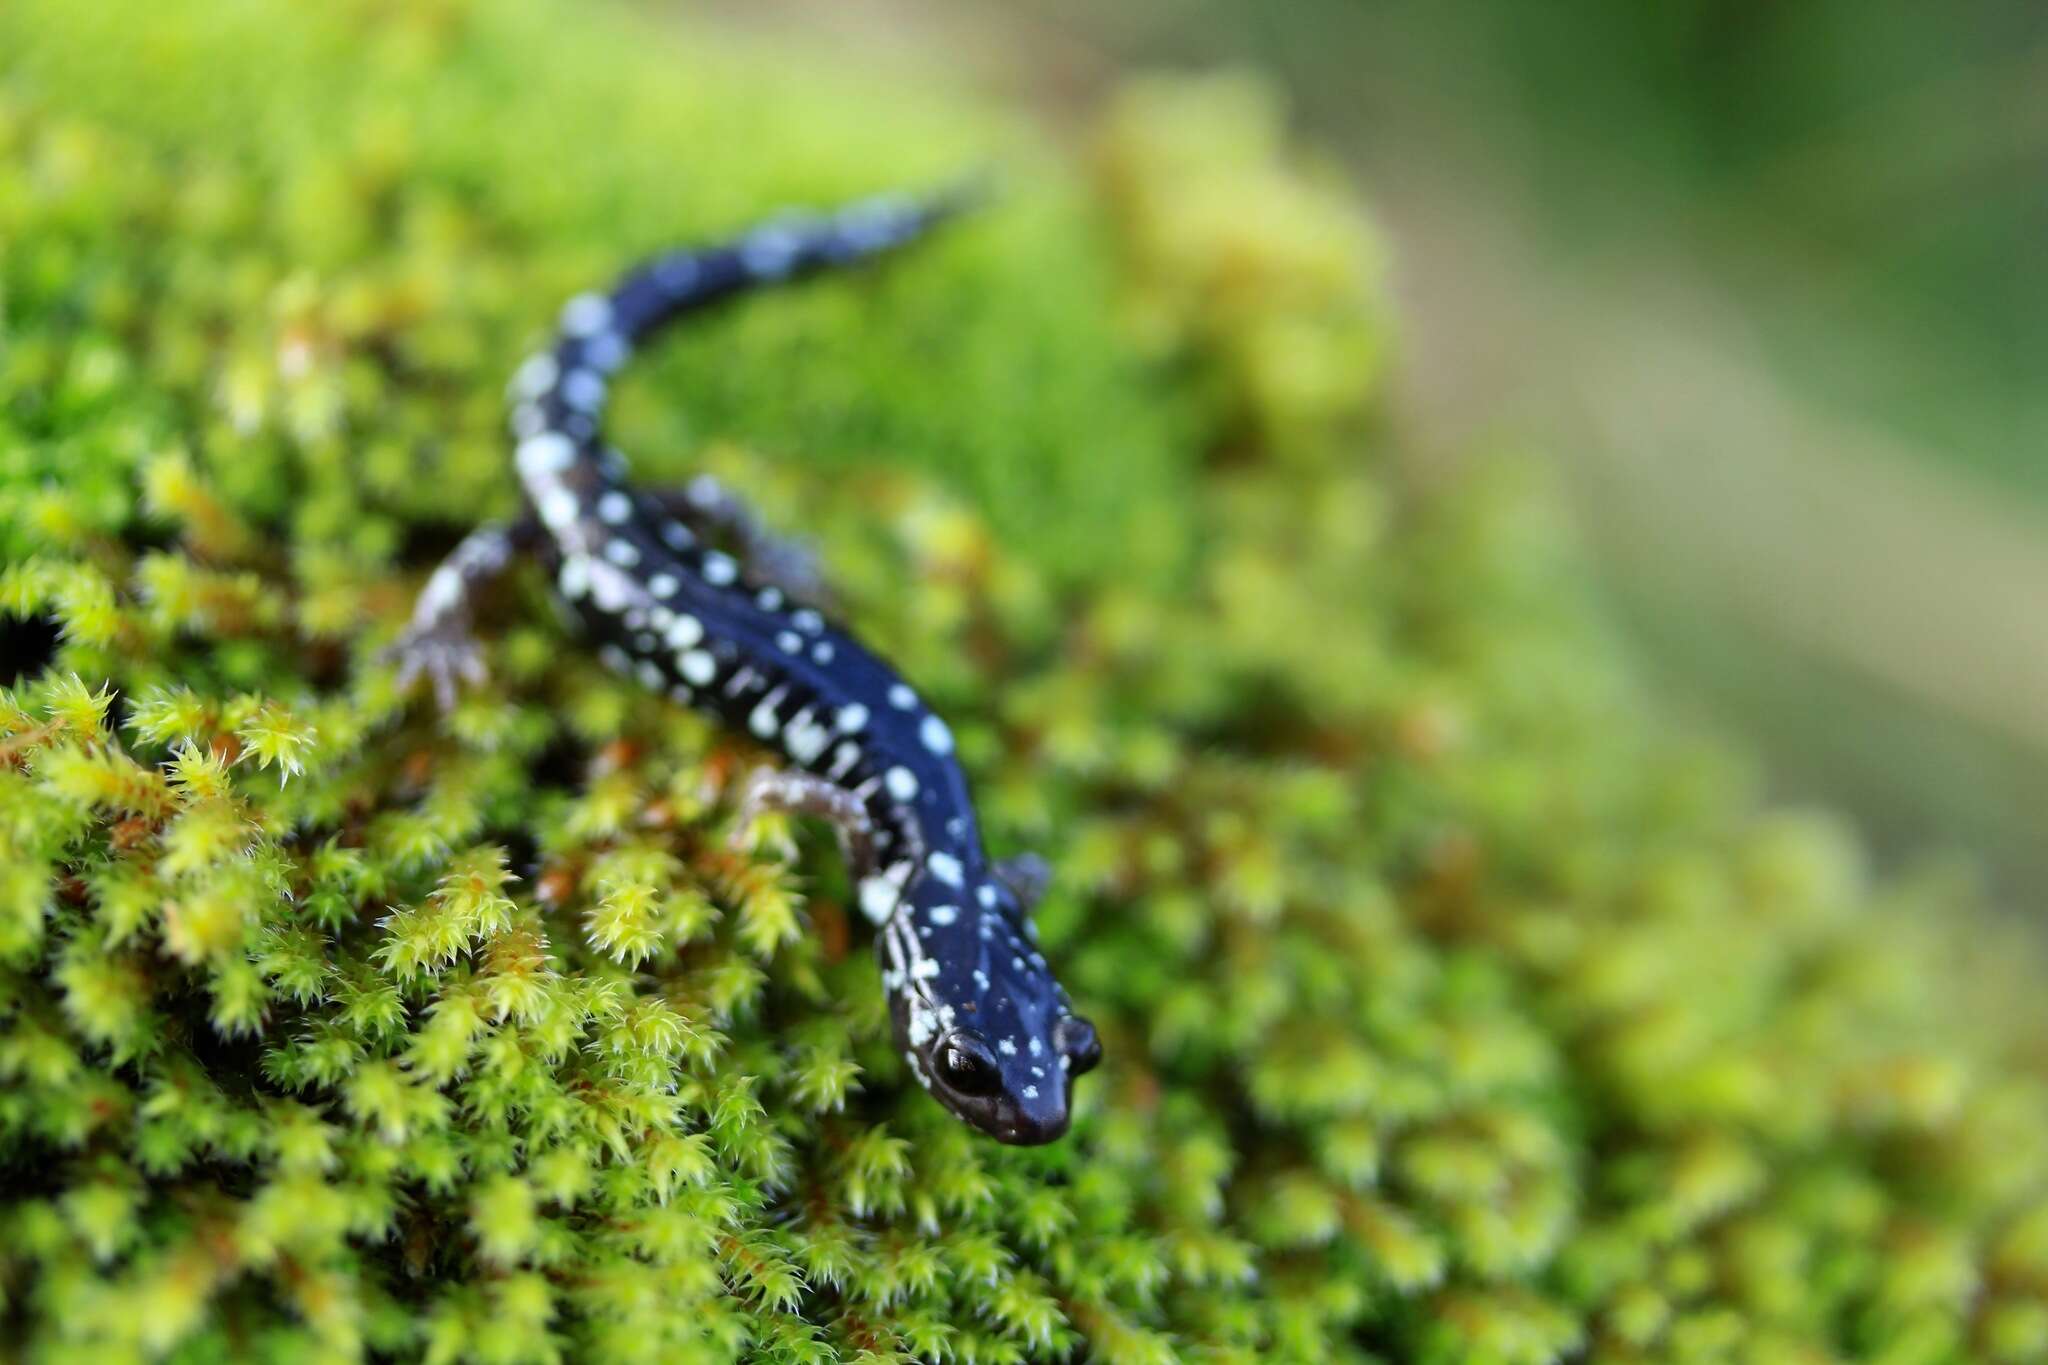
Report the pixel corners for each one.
[0,0,1191,588]
[3,3,2047,1363]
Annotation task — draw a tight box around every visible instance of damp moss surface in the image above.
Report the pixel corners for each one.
[4,3,2048,1364]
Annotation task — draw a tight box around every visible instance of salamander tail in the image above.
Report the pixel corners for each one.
[507,178,988,463]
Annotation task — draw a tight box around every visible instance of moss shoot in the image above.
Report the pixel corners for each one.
[3,3,2047,1364]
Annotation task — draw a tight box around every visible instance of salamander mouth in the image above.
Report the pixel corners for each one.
[990,1112,1070,1145]
[973,1091,1071,1146]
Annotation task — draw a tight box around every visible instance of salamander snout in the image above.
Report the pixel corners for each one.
[990,1089,1070,1146]
[920,1015,1102,1145]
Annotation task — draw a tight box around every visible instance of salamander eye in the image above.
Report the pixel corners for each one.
[936,1034,1002,1096]
[1055,1016,1101,1075]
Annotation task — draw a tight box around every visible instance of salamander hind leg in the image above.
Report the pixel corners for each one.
[731,765,877,877]
[384,517,540,709]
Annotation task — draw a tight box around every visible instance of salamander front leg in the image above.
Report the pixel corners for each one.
[384,517,539,710]
[731,766,876,877]
[650,475,833,610]
[993,852,1052,912]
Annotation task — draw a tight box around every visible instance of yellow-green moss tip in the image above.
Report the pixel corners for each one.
[3,2,2047,1363]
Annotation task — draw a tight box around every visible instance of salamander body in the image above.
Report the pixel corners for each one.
[392,189,1099,1143]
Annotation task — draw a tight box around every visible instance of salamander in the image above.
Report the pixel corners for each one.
[388,187,1100,1144]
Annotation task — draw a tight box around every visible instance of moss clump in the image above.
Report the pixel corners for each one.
[4,3,2048,1364]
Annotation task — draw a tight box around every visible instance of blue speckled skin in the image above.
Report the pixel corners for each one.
[400,189,1099,1143]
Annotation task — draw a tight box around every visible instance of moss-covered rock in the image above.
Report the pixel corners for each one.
[4,2,2046,1363]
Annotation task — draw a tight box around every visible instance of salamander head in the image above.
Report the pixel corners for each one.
[881,870,1100,1144]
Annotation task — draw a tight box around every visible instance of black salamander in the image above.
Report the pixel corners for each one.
[389,188,1100,1144]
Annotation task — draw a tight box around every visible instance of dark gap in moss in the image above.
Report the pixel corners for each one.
[102,685,133,740]
[118,518,179,556]
[144,971,300,1144]
[487,825,543,884]
[395,519,479,570]
[0,613,62,685]
[354,1190,488,1297]
[527,731,593,794]
[1186,680,1351,761]
[0,1133,67,1210]
[298,638,352,694]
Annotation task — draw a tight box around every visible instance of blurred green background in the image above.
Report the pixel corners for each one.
[712,0,2048,898]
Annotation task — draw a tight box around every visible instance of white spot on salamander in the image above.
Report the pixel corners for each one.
[598,491,632,524]
[680,650,716,685]
[666,614,703,648]
[920,714,953,755]
[585,332,629,373]
[836,703,868,733]
[792,608,824,633]
[859,875,900,924]
[538,487,580,531]
[562,370,605,411]
[741,226,802,278]
[587,561,634,612]
[604,538,640,568]
[926,852,963,887]
[927,904,958,926]
[517,433,576,480]
[784,711,831,764]
[889,683,917,710]
[510,353,558,400]
[749,686,787,739]
[885,766,919,802]
[560,292,612,337]
[776,630,803,654]
[701,551,738,586]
